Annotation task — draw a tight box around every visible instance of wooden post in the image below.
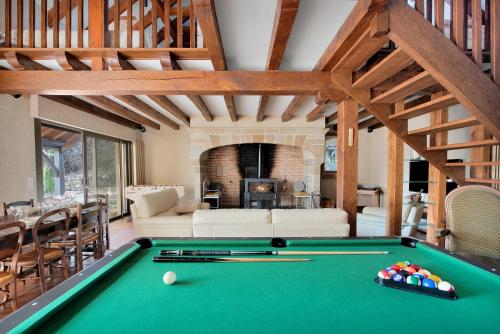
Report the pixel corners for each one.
[336,99,358,236]
[88,0,107,70]
[386,101,404,236]
[427,92,448,246]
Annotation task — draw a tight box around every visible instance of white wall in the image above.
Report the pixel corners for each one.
[0,95,139,203]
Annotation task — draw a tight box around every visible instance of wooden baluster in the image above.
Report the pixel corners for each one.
[17,0,23,47]
[434,0,445,32]
[484,0,491,51]
[471,0,482,65]
[190,0,195,48]
[164,0,170,47]
[426,0,432,22]
[139,0,144,47]
[492,0,500,83]
[415,0,425,15]
[452,0,467,50]
[66,0,72,47]
[177,0,182,47]
[78,0,84,47]
[5,0,11,47]
[114,0,120,47]
[29,0,35,47]
[41,0,47,48]
[127,0,132,47]
[53,0,59,47]
[152,0,157,47]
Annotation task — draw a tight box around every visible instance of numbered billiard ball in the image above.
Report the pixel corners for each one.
[406,275,421,286]
[438,281,455,292]
[390,264,401,272]
[413,273,425,280]
[403,266,417,274]
[418,269,431,278]
[428,274,441,283]
[392,274,405,282]
[422,278,438,289]
[409,264,421,271]
[378,270,391,280]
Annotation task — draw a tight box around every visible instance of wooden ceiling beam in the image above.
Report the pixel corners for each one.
[42,95,144,131]
[0,71,338,95]
[105,52,184,129]
[160,51,213,122]
[315,91,347,104]
[257,0,300,122]
[0,48,210,61]
[281,0,388,121]
[193,0,237,121]
[306,101,330,122]
[54,51,160,129]
[115,95,180,130]
[358,116,381,129]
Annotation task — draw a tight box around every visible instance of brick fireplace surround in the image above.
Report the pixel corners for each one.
[191,126,326,203]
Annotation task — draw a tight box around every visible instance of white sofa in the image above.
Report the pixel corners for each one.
[131,189,209,237]
[193,209,273,237]
[356,205,425,237]
[272,209,349,237]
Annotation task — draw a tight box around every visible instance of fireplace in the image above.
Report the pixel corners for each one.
[242,178,278,209]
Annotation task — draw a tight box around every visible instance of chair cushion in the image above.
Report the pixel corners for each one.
[361,207,386,217]
[193,209,271,225]
[134,189,179,218]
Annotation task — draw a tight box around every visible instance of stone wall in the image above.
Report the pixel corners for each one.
[192,127,326,202]
[206,144,304,207]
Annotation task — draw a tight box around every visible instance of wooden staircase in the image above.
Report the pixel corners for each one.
[330,0,500,187]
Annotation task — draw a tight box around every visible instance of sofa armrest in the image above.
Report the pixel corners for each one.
[198,202,210,210]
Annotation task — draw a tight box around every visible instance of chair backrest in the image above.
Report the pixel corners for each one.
[32,208,70,255]
[77,202,104,238]
[0,221,25,274]
[2,199,34,216]
[96,194,109,223]
[445,185,500,258]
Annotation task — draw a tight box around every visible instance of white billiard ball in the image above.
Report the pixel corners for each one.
[163,271,176,285]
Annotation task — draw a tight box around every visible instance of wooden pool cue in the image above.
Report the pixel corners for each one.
[160,250,389,256]
[153,256,312,263]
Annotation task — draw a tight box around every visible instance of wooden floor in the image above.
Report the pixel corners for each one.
[0,217,137,319]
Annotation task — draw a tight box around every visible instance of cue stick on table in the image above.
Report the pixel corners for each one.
[160,250,389,256]
[153,256,312,263]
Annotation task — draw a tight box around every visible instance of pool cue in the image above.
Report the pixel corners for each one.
[160,250,389,256]
[153,256,311,263]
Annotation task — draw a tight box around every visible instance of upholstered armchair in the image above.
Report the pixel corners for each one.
[442,185,500,259]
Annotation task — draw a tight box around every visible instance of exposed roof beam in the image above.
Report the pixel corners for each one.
[281,0,388,121]
[160,51,213,122]
[54,51,160,129]
[43,95,144,131]
[115,95,180,130]
[315,91,348,104]
[306,101,330,122]
[48,0,78,28]
[193,0,237,121]
[257,0,300,122]
[0,71,338,95]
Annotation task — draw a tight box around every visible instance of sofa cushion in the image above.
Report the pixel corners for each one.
[134,189,179,218]
[361,206,386,217]
[175,199,199,214]
[193,209,271,225]
[272,208,348,225]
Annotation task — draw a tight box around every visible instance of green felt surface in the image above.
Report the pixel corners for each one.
[15,239,500,333]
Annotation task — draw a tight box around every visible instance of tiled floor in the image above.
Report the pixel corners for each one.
[0,217,137,319]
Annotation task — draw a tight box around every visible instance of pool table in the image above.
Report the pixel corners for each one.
[1,237,499,333]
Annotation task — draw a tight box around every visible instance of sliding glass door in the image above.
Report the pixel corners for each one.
[37,120,132,219]
[85,134,123,219]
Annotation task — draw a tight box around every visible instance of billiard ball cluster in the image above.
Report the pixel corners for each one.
[377,261,455,292]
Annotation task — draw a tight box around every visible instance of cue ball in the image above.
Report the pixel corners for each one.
[163,271,177,285]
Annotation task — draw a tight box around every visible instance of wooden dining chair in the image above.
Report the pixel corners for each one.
[96,194,111,250]
[50,203,104,272]
[16,209,69,294]
[0,221,25,310]
[2,199,34,216]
